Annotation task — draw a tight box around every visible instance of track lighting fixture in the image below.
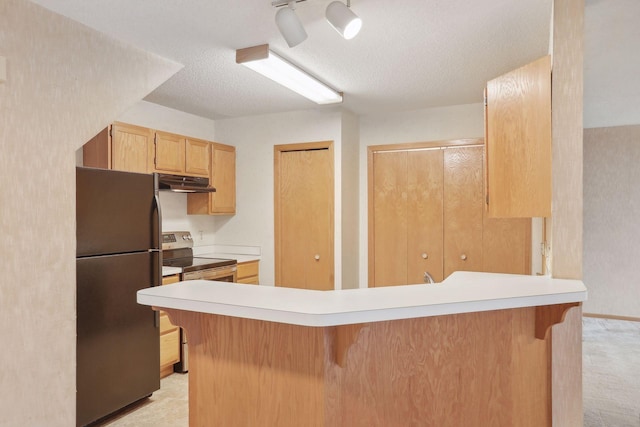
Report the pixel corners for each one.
[272,0,361,47]
[275,1,308,48]
[326,0,362,40]
[236,44,343,105]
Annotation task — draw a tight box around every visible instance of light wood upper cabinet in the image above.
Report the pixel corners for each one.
[82,127,111,169]
[485,55,552,218]
[187,142,236,215]
[211,144,236,213]
[154,131,186,174]
[185,138,211,177]
[153,132,210,177]
[112,123,154,173]
[482,212,531,275]
[83,123,227,184]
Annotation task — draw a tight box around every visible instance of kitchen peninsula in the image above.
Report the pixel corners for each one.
[137,272,586,426]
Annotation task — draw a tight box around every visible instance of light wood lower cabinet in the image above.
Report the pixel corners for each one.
[369,140,531,287]
[236,260,260,285]
[160,274,180,378]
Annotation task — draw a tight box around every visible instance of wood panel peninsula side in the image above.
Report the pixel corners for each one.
[137,272,586,427]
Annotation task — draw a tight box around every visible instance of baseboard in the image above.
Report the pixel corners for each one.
[583,313,640,322]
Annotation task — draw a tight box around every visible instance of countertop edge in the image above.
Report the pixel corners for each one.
[138,271,587,327]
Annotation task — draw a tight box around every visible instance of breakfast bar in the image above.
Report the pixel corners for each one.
[137,272,587,426]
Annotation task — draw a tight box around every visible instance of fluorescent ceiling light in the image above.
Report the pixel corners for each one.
[236,44,343,105]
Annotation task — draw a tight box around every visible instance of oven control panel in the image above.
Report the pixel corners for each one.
[162,231,193,250]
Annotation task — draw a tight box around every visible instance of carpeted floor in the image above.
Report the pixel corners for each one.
[583,316,640,427]
[97,317,640,426]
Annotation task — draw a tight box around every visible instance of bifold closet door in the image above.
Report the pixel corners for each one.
[407,149,444,283]
[443,146,483,278]
[372,151,408,286]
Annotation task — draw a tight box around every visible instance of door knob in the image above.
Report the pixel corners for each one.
[314,254,320,261]
[460,254,467,261]
[421,253,428,259]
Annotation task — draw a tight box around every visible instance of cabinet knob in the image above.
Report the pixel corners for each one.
[460,254,467,261]
[421,253,428,259]
[314,254,320,261]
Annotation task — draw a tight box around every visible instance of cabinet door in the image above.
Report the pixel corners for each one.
[444,146,483,278]
[486,55,552,218]
[483,214,531,275]
[237,261,259,285]
[154,131,185,174]
[372,151,408,287]
[210,144,236,214]
[186,142,236,215]
[185,138,210,177]
[407,149,444,283]
[111,122,153,173]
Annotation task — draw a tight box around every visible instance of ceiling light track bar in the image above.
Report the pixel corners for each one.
[272,0,306,8]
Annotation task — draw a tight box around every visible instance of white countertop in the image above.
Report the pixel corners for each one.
[198,252,261,263]
[193,244,261,263]
[138,271,587,327]
[162,266,182,277]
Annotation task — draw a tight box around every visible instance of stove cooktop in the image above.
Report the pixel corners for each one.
[161,231,237,272]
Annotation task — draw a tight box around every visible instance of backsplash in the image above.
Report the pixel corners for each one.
[159,191,216,245]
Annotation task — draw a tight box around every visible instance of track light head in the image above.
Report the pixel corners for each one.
[325,1,362,40]
[275,1,308,47]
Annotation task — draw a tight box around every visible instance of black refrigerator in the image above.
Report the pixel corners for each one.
[76,167,161,426]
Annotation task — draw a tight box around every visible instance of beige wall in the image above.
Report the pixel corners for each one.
[0,0,179,424]
[584,125,640,318]
[341,111,360,289]
[549,0,584,425]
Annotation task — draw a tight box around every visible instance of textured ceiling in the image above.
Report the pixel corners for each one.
[29,0,640,126]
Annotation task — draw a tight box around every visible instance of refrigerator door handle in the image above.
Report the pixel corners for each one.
[150,250,161,329]
[152,173,162,251]
[151,249,162,287]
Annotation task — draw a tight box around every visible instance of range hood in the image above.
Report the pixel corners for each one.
[157,174,216,193]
